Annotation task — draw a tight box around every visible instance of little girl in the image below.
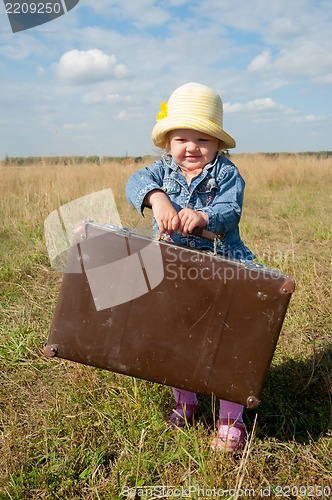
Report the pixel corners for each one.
[126,82,255,452]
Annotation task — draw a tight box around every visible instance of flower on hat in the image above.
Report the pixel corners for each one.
[156,102,168,121]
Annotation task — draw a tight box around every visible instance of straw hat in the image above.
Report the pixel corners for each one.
[151,82,236,150]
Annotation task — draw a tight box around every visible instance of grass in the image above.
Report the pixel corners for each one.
[0,155,331,499]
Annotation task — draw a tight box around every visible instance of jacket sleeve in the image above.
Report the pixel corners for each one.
[125,161,165,216]
[199,164,245,235]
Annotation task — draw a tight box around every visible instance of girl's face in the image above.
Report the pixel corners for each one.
[168,129,219,170]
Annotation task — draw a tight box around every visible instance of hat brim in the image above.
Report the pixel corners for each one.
[152,116,236,150]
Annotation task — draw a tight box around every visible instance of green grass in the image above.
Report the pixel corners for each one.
[0,157,331,499]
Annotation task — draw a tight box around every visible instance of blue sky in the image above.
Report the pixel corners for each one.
[0,0,331,157]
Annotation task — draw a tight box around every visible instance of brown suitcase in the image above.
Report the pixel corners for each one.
[44,222,295,408]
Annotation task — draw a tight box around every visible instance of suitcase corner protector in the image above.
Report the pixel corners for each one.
[246,396,260,409]
[280,275,295,294]
[43,343,59,357]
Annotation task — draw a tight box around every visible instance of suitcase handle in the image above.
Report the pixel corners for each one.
[191,226,219,242]
[145,205,220,243]
[157,227,219,242]
[158,226,220,254]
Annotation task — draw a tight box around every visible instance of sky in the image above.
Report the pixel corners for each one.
[0,0,331,158]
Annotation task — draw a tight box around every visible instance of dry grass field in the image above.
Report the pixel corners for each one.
[0,154,331,499]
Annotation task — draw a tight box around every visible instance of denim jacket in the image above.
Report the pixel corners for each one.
[126,154,255,260]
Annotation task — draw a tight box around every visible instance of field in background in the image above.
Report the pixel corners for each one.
[0,155,331,499]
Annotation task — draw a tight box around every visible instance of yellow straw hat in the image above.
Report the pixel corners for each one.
[151,82,236,150]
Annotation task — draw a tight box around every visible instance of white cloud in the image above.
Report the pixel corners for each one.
[290,115,325,123]
[225,98,282,113]
[269,16,303,38]
[0,33,43,60]
[63,122,89,130]
[83,91,132,105]
[275,41,332,82]
[54,49,128,85]
[194,0,332,89]
[247,50,271,73]
[115,110,128,120]
[86,0,171,27]
[168,0,190,5]
[247,39,332,87]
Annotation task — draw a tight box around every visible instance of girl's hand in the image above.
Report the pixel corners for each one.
[178,208,208,236]
[144,190,180,233]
